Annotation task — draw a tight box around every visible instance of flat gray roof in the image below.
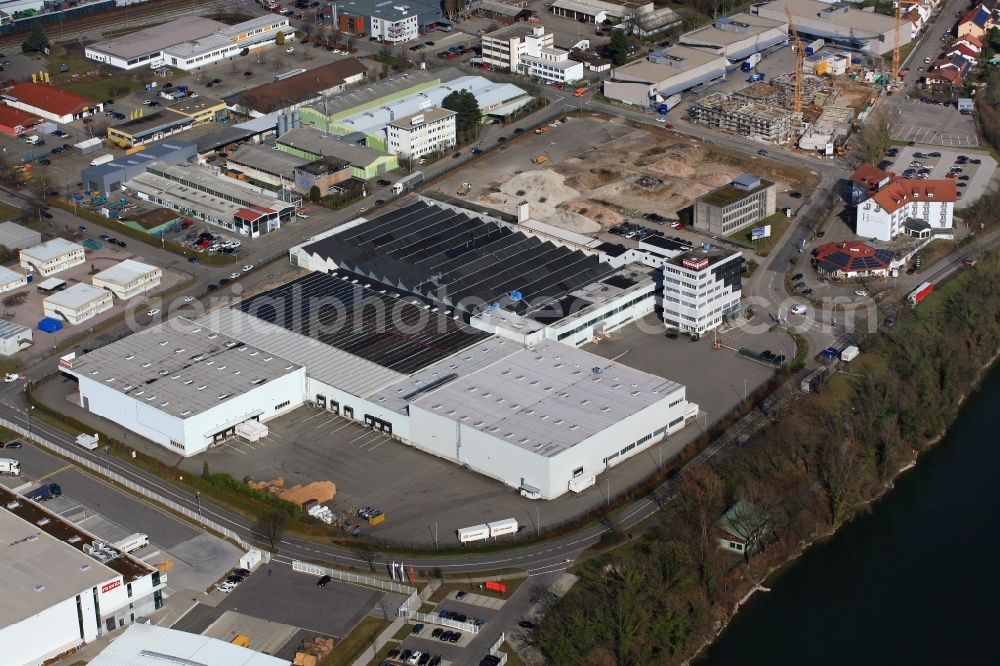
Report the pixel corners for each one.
[90,624,289,666]
[483,23,537,41]
[93,259,159,286]
[87,16,225,60]
[0,265,25,286]
[276,127,385,166]
[412,341,683,456]
[43,283,108,310]
[0,319,29,339]
[227,145,308,177]
[681,13,786,47]
[169,95,225,116]
[614,45,727,83]
[0,506,115,628]
[0,221,37,247]
[20,237,83,263]
[67,317,302,419]
[199,307,406,398]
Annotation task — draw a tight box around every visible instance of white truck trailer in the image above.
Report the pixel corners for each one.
[0,458,20,475]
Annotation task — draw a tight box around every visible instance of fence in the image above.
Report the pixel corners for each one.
[408,610,480,634]
[291,560,416,597]
[488,632,508,665]
[0,417,263,556]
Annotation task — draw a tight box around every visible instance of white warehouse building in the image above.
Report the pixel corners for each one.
[63,318,306,456]
[0,485,165,666]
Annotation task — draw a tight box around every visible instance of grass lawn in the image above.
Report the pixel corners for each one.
[319,616,388,666]
[727,211,791,256]
[427,576,527,603]
[0,202,24,220]
[915,239,956,274]
[45,44,186,101]
[499,643,526,666]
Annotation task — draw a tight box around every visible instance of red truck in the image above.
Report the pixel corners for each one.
[908,281,933,306]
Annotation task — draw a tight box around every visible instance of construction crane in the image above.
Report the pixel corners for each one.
[893,0,921,80]
[785,6,803,116]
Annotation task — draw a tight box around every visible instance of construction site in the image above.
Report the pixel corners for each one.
[686,6,899,154]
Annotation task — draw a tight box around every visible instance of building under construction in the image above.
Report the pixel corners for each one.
[688,92,792,144]
[732,73,829,111]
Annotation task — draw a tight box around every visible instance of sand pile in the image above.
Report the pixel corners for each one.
[479,169,601,233]
[646,156,696,178]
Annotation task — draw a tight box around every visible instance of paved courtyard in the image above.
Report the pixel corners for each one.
[889,98,980,148]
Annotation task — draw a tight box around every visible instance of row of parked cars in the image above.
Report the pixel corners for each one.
[217,567,252,592]
[357,506,382,519]
[437,608,486,627]
[386,648,441,665]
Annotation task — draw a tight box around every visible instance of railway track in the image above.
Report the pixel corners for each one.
[0,0,238,50]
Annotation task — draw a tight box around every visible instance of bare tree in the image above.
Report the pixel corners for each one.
[255,510,290,551]
[849,108,892,167]
[352,539,379,572]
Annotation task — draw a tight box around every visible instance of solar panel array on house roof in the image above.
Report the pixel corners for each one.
[236,271,491,374]
[298,201,616,317]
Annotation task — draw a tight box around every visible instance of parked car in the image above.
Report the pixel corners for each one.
[146,309,160,316]
[229,272,241,279]
[790,304,807,315]
[791,273,803,281]
[854,290,868,297]
[518,619,537,629]
[242,264,254,272]
[218,582,237,592]
[412,623,424,635]
[317,575,331,587]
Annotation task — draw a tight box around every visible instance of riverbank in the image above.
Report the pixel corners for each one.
[532,253,1000,665]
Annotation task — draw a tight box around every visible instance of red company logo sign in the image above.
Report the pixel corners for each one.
[101,580,121,594]
[58,357,73,369]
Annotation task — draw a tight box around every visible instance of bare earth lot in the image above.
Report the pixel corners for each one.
[431,115,819,235]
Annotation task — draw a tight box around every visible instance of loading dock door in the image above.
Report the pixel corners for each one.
[330,400,339,414]
[343,406,354,419]
[316,394,327,409]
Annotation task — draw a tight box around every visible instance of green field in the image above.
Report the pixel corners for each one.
[727,211,791,256]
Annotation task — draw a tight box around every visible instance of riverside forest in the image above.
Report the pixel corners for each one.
[531,241,1000,665]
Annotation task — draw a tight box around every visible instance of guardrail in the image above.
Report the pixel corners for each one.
[0,417,262,555]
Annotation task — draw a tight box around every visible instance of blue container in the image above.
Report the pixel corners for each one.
[38,318,62,333]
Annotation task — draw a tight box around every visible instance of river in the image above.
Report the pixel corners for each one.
[700,365,1000,665]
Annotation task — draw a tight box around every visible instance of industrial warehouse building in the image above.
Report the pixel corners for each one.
[275,127,397,179]
[92,260,162,300]
[603,45,728,107]
[754,0,909,55]
[679,13,788,60]
[227,59,368,115]
[64,318,307,456]
[85,14,295,71]
[68,201,701,498]
[81,140,196,197]
[225,145,308,188]
[43,283,113,325]
[125,162,300,237]
[90,624,288,666]
[0,485,165,666]
[0,319,32,355]
[19,238,85,276]
[694,174,777,235]
[2,83,103,124]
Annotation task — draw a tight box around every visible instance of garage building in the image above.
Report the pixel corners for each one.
[0,485,165,666]
[63,318,306,456]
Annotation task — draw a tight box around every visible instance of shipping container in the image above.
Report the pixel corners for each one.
[487,517,518,538]
[457,524,490,543]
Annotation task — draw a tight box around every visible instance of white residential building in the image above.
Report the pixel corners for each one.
[855,178,957,242]
[92,260,162,300]
[0,485,166,666]
[385,108,457,159]
[19,238,85,276]
[661,249,743,335]
[43,283,113,325]
[482,25,585,84]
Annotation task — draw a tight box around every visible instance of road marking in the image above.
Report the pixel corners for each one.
[36,464,72,481]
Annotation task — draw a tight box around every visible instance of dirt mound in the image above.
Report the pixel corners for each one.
[646,156,696,178]
[479,169,601,233]
[279,481,336,506]
[561,202,624,227]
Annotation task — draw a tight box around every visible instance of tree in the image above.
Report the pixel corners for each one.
[442,89,481,142]
[240,47,249,57]
[309,185,321,202]
[352,539,379,572]
[275,31,286,46]
[606,29,629,66]
[850,108,892,167]
[21,21,48,54]
[255,510,289,551]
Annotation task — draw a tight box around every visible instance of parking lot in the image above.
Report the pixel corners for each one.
[173,565,403,654]
[882,145,996,209]
[890,97,981,148]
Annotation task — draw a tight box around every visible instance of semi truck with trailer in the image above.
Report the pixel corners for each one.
[0,458,20,475]
[391,171,424,195]
[112,533,150,554]
[741,53,761,71]
[657,94,683,114]
[908,282,934,306]
[26,483,61,502]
